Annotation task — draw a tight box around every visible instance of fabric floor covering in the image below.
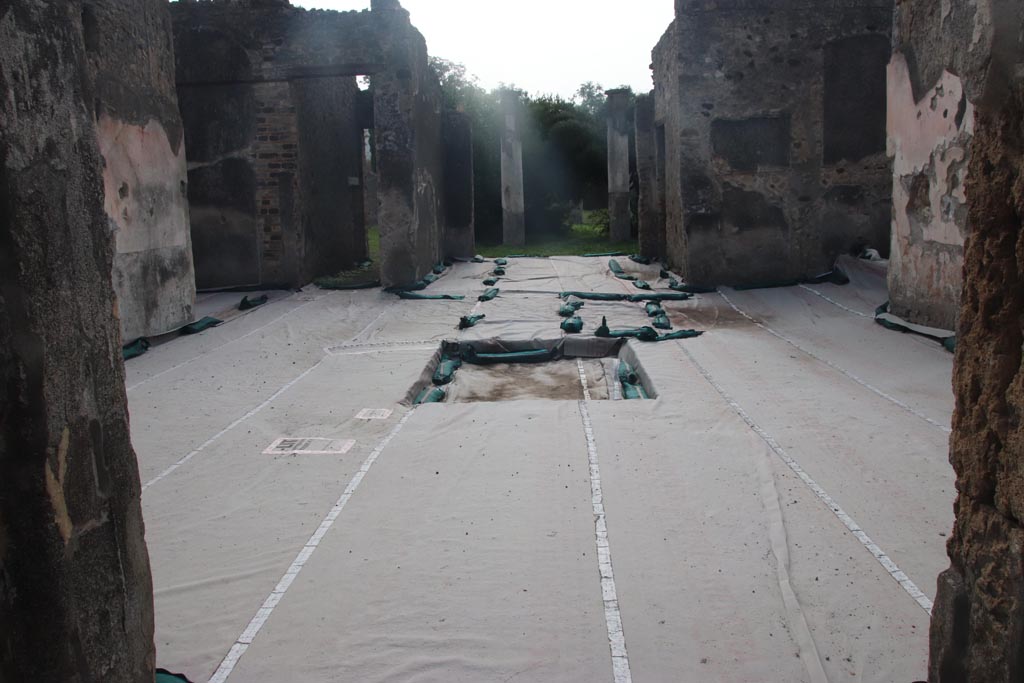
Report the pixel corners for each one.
[126,255,953,682]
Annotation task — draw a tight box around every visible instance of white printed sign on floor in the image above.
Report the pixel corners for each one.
[263,438,355,456]
[355,408,393,420]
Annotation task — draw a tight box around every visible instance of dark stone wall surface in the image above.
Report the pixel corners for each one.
[0,2,154,680]
[443,111,475,259]
[294,76,367,280]
[915,0,1024,680]
[653,1,893,286]
[635,93,665,258]
[374,4,447,287]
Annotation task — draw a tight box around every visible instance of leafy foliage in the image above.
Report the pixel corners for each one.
[430,58,623,244]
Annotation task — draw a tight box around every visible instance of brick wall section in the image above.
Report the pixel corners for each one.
[252,82,300,282]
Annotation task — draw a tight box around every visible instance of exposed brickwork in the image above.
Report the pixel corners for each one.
[252,82,300,277]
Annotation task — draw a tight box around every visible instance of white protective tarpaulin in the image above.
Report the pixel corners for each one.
[127,255,953,682]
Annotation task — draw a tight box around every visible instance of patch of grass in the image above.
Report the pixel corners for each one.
[476,223,637,258]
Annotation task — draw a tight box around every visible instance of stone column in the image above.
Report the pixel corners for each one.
[606,88,633,242]
[501,90,526,247]
[0,2,155,680]
[913,1,1024,681]
[443,111,476,259]
[635,93,664,258]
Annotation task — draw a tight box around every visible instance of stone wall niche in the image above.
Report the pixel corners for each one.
[0,2,155,680]
[651,0,892,287]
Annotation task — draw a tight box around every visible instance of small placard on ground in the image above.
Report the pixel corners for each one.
[263,438,355,455]
[355,408,393,420]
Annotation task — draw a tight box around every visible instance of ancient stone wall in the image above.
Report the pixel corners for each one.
[652,0,893,286]
[500,91,526,247]
[0,2,154,679]
[635,92,665,258]
[886,1,976,330]
[607,89,633,242]
[372,3,446,285]
[905,0,1024,679]
[443,111,476,258]
[171,0,372,288]
[84,0,196,340]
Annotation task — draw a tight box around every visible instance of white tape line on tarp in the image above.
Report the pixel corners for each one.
[797,284,872,318]
[718,289,951,434]
[576,387,632,682]
[142,358,326,491]
[127,297,317,393]
[677,342,934,615]
[207,408,417,683]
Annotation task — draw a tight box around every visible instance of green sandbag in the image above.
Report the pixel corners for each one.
[471,256,485,263]
[874,301,955,352]
[595,316,658,341]
[584,251,626,257]
[652,314,672,330]
[180,316,222,335]
[633,280,652,290]
[629,292,692,302]
[494,258,508,266]
[478,288,499,302]
[660,268,671,279]
[483,277,499,286]
[615,273,638,281]
[238,294,268,310]
[596,316,699,342]
[629,254,653,265]
[397,291,465,300]
[668,279,715,294]
[560,316,583,334]
[609,259,625,274]
[559,301,585,317]
[618,361,648,400]
[122,338,150,360]
[433,263,446,275]
[414,386,447,404]
[644,302,664,317]
[433,356,463,385]
[658,329,703,340]
[156,669,193,683]
[459,314,486,329]
[492,267,506,276]
[462,347,553,365]
[560,291,628,301]
[386,272,439,293]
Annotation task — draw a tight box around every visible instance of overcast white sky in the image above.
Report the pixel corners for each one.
[293,0,675,98]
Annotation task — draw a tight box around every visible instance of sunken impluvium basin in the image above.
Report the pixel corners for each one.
[406,337,656,404]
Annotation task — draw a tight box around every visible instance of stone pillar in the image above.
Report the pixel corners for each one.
[0,2,155,681]
[86,0,196,341]
[606,89,633,243]
[443,111,476,259]
[635,93,664,258]
[501,90,526,247]
[916,1,1024,680]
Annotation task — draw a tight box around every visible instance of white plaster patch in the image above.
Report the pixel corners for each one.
[355,408,393,420]
[263,438,355,456]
